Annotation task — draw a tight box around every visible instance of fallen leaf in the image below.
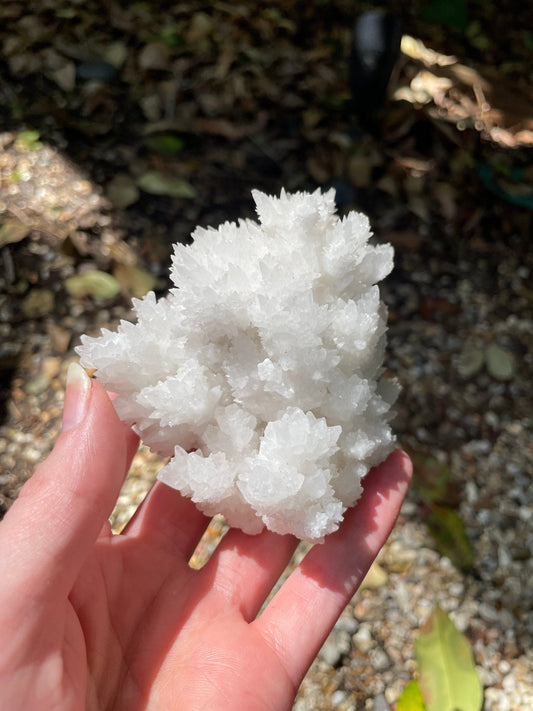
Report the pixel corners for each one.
[457,345,485,378]
[8,52,41,78]
[426,505,474,570]
[144,133,184,156]
[186,12,214,43]
[396,680,427,711]
[21,288,55,317]
[194,115,268,141]
[52,61,76,91]
[104,40,129,69]
[302,107,324,130]
[106,174,140,208]
[416,607,483,711]
[419,298,460,319]
[485,343,514,381]
[136,171,196,198]
[434,183,457,220]
[410,452,458,507]
[64,271,121,300]
[139,94,162,121]
[113,263,157,298]
[153,24,185,50]
[400,36,457,66]
[138,42,171,71]
[0,218,31,247]
[14,129,41,150]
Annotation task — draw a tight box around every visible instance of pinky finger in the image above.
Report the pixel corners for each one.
[252,450,412,687]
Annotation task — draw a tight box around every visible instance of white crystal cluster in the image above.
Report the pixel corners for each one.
[77,189,396,541]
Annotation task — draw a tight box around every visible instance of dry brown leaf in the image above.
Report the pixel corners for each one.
[398,35,533,147]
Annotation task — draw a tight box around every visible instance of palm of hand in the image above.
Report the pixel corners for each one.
[0,379,411,711]
[70,501,299,711]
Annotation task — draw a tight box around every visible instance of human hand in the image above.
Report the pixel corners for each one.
[0,363,411,711]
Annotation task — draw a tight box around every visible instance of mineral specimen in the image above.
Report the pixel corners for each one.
[77,189,396,541]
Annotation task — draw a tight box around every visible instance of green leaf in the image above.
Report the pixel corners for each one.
[144,134,184,156]
[396,680,428,711]
[64,271,121,300]
[523,31,533,51]
[485,344,514,381]
[415,607,483,711]
[422,0,468,29]
[15,129,42,150]
[426,505,474,570]
[136,171,196,198]
[411,453,456,507]
[155,24,185,49]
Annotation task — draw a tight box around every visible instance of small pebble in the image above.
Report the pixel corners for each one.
[42,356,61,379]
[353,625,374,652]
[24,374,51,396]
[331,690,346,706]
[319,631,351,667]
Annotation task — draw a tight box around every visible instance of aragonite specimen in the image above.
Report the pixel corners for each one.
[77,189,396,541]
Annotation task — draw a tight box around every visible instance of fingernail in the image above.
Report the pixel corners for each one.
[62,362,91,432]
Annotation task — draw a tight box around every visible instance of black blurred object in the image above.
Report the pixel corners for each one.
[77,61,118,82]
[324,179,358,213]
[350,11,402,128]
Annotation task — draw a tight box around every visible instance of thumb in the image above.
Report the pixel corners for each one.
[0,363,138,599]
